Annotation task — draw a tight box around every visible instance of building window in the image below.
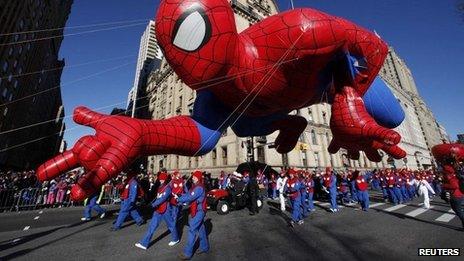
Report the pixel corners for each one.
[8,93,13,101]
[314,152,320,167]
[222,146,227,165]
[212,149,217,166]
[299,134,305,142]
[2,88,8,98]
[301,151,308,167]
[308,108,313,121]
[322,112,327,124]
[8,48,13,56]
[326,133,331,144]
[311,130,317,145]
[2,61,8,72]
[257,146,265,163]
[8,74,13,82]
[3,107,8,116]
[13,80,18,89]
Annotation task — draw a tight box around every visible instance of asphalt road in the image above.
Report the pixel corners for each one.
[0,192,463,261]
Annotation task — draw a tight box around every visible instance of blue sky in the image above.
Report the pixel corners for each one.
[58,0,464,147]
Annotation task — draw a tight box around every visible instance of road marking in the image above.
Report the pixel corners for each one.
[370,203,386,208]
[405,206,433,217]
[435,209,456,222]
[23,226,30,231]
[12,238,21,243]
[39,210,43,214]
[34,216,40,220]
[383,204,407,212]
[318,202,331,207]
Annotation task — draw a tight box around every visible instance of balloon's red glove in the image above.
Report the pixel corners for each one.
[37,106,202,201]
[328,86,406,162]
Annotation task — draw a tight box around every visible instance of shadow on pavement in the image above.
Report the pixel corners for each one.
[373,209,463,232]
[267,201,292,226]
[0,221,106,260]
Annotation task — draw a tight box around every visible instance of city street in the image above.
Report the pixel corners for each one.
[0,192,462,261]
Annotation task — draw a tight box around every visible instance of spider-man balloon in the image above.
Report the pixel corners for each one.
[37,0,406,201]
[432,143,464,164]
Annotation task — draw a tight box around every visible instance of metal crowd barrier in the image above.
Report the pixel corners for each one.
[0,185,123,213]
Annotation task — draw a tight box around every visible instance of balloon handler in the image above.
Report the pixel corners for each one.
[36,0,407,208]
[175,170,209,260]
[136,172,179,250]
[81,185,106,221]
[111,173,144,231]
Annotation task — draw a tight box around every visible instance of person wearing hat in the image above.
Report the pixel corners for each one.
[442,165,464,230]
[286,168,303,226]
[354,171,369,211]
[177,170,209,260]
[136,172,179,250]
[81,186,106,221]
[322,167,338,212]
[112,173,144,230]
[170,170,186,221]
[299,171,309,218]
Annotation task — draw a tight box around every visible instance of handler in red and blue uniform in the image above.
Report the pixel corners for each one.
[322,168,338,212]
[112,174,144,230]
[354,171,369,211]
[136,172,179,250]
[385,170,399,204]
[170,170,187,221]
[81,189,106,221]
[286,169,303,225]
[303,172,315,213]
[299,171,309,218]
[177,171,209,260]
[393,171,404,204]
[347,171,358,202]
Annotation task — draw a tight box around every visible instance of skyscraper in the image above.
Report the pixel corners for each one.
[0,0,72,170]
[127,20,162,118]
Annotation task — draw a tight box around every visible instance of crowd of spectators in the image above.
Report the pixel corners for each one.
[0,168,218,212]
[0,166,450,212]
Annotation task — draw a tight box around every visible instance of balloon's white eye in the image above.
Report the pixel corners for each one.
[172,9,211,52]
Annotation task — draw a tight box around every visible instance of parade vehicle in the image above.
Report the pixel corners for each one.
[206,180,263,215]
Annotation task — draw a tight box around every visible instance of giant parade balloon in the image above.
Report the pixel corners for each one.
[38,0,406,201]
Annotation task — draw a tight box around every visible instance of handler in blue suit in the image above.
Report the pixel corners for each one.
[135,172,179,250]
[286,169,303,225]
[322,168,338,212]
[112,174,144,230]
[81,188,106,221]
[177,170,209,260]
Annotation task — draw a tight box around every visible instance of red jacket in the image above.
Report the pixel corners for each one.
[442,176,463,199]
[170,178,184,205]
[155,184,169,214]
[356,176,368,191]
